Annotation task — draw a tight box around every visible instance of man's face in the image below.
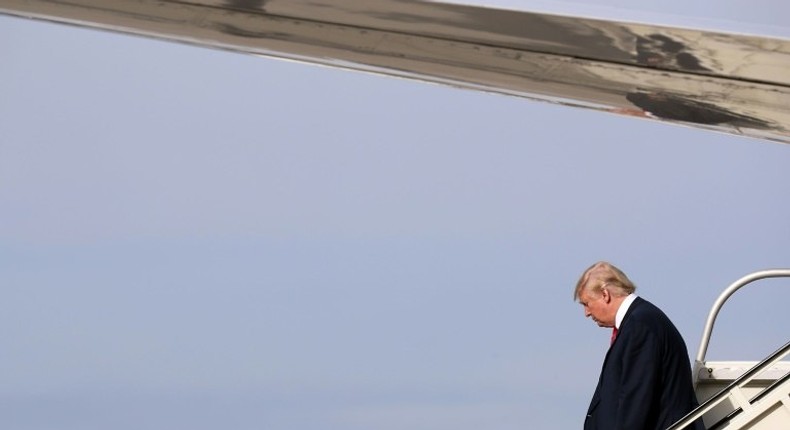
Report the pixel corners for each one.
[578,288,613,328]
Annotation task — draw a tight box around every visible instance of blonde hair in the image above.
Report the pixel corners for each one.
[574,261,636,300]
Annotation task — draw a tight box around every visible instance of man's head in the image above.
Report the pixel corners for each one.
[574,261,636,328]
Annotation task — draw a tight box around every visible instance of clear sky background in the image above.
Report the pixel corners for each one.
[1,1,789,429]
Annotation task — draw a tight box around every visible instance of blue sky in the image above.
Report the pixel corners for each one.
[1,2,789,429]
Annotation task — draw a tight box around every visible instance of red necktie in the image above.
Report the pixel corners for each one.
[610,327,618,345]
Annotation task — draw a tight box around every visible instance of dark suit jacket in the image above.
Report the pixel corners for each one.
[584,297,705,430]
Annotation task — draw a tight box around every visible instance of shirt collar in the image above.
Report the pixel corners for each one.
[615,293,638,329]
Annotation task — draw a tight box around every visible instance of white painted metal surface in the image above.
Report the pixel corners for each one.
[670,270,790,430]
[692,359,790,429]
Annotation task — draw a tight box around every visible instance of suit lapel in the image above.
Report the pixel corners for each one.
[596,297,645,387]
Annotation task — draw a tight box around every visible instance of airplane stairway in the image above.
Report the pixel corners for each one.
[667,269,790,430]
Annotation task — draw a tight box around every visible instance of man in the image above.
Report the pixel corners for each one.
[574,261,704,430]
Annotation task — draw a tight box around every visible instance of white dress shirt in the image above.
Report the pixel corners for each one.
[615,293,638,329]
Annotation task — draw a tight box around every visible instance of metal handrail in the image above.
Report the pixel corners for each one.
[667,339,790,430]
[707,369,790,430]
[695,269,790,364]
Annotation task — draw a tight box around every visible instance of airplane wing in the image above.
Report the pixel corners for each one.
[2,0,789,143]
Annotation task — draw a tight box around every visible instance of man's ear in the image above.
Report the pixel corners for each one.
[601,288,611,303]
